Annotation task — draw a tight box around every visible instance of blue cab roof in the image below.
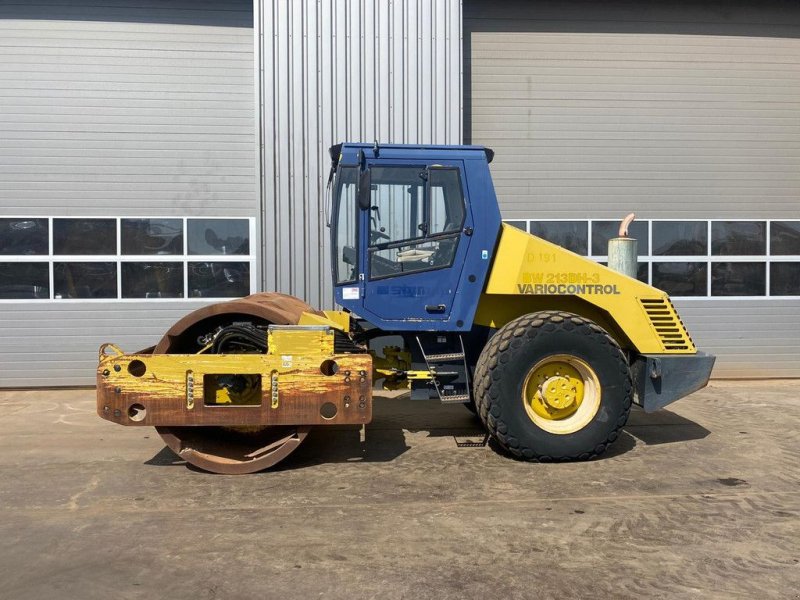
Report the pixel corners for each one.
[330,142,494,167]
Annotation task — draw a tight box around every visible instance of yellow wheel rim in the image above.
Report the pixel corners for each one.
[522,354,601,435]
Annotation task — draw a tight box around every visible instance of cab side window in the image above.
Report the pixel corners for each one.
[368,166,466,280]
[429,169,465,235]
[368,167,425,244]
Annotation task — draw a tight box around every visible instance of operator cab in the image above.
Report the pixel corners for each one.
[329,143,502,331]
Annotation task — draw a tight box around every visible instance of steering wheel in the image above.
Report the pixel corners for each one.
[430,238,457,267]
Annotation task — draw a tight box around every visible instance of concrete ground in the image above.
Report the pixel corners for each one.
[0,381,798,600]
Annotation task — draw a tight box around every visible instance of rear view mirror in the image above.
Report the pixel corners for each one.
[358,169,371,210]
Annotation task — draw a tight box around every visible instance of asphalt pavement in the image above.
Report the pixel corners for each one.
[0,380,798,599]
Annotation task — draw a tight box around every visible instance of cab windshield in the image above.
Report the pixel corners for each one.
[332,166,358,285]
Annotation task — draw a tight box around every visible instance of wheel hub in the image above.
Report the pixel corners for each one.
[522,355,601,435]
[527,361,585,420]
[539,375,579,410]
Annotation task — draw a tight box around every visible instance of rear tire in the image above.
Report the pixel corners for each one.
[473,311,632,461]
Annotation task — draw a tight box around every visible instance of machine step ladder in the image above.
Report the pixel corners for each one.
[415,335,471,404]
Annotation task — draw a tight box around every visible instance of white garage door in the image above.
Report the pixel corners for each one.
[0,0,256,386]
[466,0,800,377]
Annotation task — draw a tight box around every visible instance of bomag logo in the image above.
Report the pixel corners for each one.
[517,283,621,295]
[376,285,426,298]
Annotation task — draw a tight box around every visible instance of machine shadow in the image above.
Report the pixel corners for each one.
[144,396,711,472]
[624,406,711,446]
[483,404,709,463]
[145,446,186,467]
[279,394,486,469]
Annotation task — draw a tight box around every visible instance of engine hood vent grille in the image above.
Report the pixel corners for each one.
[640,298,696,353]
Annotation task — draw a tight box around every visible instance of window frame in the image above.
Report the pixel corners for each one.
[367,164,429,248]
[426,166,468,236]
[367,165,467,281]
[504,218,800,300]
[331,166,360,286]
[0,216,257,303]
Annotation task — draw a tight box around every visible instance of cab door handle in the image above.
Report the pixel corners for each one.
[425,304,447,313]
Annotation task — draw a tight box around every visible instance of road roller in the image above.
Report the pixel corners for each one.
[97,143,715,473]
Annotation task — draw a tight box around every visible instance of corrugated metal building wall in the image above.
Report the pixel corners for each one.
[0,0,256,386]
[257,0,462,309]
[465,0,800,377]
[1,0,796,385]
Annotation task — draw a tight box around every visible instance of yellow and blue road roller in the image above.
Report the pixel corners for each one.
[97,143,714,473]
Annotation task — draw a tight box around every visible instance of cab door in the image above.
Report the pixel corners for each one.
[361,163,471,322]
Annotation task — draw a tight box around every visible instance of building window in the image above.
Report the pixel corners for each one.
[593,220,649,256]
[529,221,588,255]
[505,220,527,232]
[652,221,706,256]
[770,262,800,296]
[53,218,117,255]
[652,262,707,297]
[505,219,800,299]
[770,221,800,255]
[188,262,251,298]
[0,217,255,302]
[711,221,766,256]
[121,262,184,299]
[188,219,250,255]
[121,218,183,255]
[0,219,48,255]
[54,262,117,299]
[711,262,765,297]
[0,262,49,299]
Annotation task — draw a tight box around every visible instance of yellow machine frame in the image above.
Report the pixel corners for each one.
[474,224,696,355]
[97,326,372,428]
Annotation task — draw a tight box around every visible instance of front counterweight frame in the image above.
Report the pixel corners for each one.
[97,344,372,428]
